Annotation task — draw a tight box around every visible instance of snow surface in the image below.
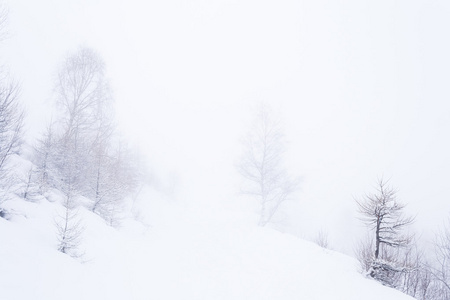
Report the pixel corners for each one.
[1,158,413,300]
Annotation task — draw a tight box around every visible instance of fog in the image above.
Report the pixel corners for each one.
[2,0,450,254]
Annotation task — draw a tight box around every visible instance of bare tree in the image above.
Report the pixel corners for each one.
[55,47,110,139]
[386,244,436,299]
[52,47,112,195]
[429,216,450,299]
[85,106,139,225]
[239,104,297,226]
[357,179,414,259]
[0,79,23,175]
[356,179,415,286]
[355,235,376,273]
[314,229,331,249]
[0,76,24,217]
[90,143,128,225]
[33,123,56,194]
[56,192,84,258]
[0,4,24,217]
[54,136,84,258]
[14,166,39,201]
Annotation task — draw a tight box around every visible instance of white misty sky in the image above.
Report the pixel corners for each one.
[1,0,450,254]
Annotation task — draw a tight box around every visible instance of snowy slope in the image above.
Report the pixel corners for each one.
[1,169,413,299]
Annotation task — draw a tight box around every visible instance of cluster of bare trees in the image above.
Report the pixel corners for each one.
[0,45,141,258]
[0,75,24,217]
[28,48,141,257]
[427,218,450,299]
[0,7,24,218]
[356,179,450,299]
[0,2,139,257]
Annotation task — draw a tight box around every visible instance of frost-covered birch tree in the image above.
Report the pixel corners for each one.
[54,47,111,194]
[238,104,297,226]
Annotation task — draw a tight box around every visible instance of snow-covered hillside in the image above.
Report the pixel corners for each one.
[0,159,413,300]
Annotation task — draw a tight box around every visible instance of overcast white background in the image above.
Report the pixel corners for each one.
[1,0,450,254]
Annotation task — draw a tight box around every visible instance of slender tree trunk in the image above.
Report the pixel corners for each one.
[93,167,101,212]
[375,217,381,259]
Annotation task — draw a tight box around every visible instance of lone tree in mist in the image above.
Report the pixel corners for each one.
[238,104,297,226]
[356,179,414,286]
